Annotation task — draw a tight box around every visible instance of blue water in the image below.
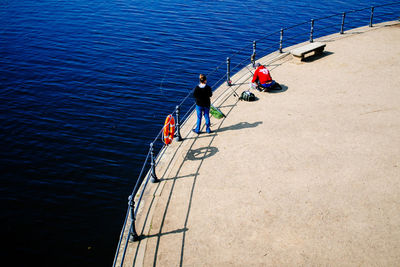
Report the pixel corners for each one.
[1,0,398,266]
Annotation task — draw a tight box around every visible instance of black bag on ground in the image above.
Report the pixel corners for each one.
[239,90,256,101]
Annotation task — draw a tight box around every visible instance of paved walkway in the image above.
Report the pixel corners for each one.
[117,22,400,266]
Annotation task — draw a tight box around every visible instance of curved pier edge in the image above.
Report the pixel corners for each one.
[115,20,400,266]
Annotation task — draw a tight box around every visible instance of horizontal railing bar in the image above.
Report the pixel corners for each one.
[211,73,228,89]
[314,12,342,21]
[314,24,339,33]
[346,6,372,14]
[283,34,306,43]
[374,1,400,8]
[229,43,253,60]
[283,20,309,31]
[112,207,130,267]
[255,29,281,43]
[181,102,197,122]
[206,60,227,78]
[177,88,195,107]
[256,43,279,55]
[283,39,307,48]
[134,171,152,217]
[144,0,400,155]
[344,18,371,25]
[115,2,400,265]
[231,55,252,73]
[119,224,131,267]
[151,127,165,146]
[130,150,151,196]
[257,34,278,42]
[176,58,228,108]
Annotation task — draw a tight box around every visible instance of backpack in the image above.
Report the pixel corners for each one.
[239,90,256,101]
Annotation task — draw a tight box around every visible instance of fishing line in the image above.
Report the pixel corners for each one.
[245,64,254,76]
[159,66,173,99]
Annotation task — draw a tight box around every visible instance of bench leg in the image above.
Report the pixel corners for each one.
[292,54,304,63]
[314,47,325,56]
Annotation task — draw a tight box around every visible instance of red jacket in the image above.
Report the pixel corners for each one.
[252,65,272,84]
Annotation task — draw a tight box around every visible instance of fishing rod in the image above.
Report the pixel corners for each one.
[245,64,254,76]
[227,81,240,98]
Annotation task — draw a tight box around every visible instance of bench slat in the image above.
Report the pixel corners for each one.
[291,42,326,57]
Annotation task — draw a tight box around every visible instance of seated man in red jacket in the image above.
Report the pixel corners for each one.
[251,63,276,91]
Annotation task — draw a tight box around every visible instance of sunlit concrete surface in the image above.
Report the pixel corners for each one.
[116,21,400,266]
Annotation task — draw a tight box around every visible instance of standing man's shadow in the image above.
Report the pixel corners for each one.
[217,121,263,133]
[186,146,218,161]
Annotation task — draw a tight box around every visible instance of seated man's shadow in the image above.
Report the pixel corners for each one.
[266,83,288,94]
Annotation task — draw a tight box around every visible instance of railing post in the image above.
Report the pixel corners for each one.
[175,105,182,141]
[340,12,346,34]
[310,19,314,43]
[150,143,159,183]
[251,40,256,67]
[279,28,283,53]
[128,195,139,241]
[226,57,231,86]
[369,7,374,27]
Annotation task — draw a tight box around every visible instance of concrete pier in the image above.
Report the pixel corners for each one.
[116,21,400,266]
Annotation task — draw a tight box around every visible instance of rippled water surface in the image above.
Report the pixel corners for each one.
[1,0,398,265]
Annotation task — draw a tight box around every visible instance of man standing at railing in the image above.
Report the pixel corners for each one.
[193,74,213,134]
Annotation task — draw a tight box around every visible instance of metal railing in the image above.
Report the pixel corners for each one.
[113,2,400,266]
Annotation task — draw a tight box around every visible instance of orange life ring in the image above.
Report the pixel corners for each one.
[162,114,175,145]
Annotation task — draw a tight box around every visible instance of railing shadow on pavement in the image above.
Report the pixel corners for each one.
[217,121,263,133]
[113,3,400,266]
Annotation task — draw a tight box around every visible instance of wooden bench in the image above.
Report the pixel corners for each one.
[290,42,326,61]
